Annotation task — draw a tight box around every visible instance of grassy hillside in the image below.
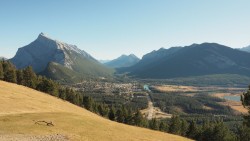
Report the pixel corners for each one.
[0,81,191,141]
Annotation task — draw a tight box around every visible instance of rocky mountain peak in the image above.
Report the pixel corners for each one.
[11,33,96,73]
[37,32,54,42]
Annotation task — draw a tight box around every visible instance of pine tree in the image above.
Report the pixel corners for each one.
[125,108,133,125]
[23,66,37,88]
[3,61,17,83]
[108,107,116,121]
[180,120,188,136]
[121,106,129,123]
[66,88,76,104]
[16,69,24,85]
[242,86,250,127]
[4,68,17,83]
[36,77,58,97]
[116,109,125,123]
[159,121,168,132]
[82,96,94,111]
[169,116,182,135]
[98,104,109,117]
[134,110,144,126]
[0,61,3,80]
[210,122,235,141]
[187,120,199,139]
[59,88,67,100]
[237,125,250,141]
[149,118,159,130]
[73,93,81,105]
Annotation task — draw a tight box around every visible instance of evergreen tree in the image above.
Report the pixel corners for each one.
[0,61,3,80]
[159,121,168,132]
[23,66,37,88]
[36,77,58,97]
[133,110,144,126]
[4,68,17,83]
[116,109,125,123]
[242,86,250,127]
[82,96,94,111]
[3,61,17,83]
[16,69,24,85]
[2,60,8,73]
[237,125,250,141]
[108,107,116,121]
[210,122,235,141]
[121,106,129,123]
[180,120,188,136]
[59,88,67,100]
[125,108,134,125]
[66,88,76,104]
[98,104,109,117]
[169,116,182,135]
[149,118,159,130]
[187,120,199,139]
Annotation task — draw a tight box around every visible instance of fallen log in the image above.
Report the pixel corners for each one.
[35,120,54,126]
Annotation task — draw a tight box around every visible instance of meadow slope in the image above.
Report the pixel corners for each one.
[0,81,191,141]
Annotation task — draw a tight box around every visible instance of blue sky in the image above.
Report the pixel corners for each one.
[0,0,250,60]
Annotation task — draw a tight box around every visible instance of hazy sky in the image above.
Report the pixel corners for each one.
[0,0,250,60]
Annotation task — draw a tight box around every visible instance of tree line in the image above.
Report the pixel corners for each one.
[2,60,250,141]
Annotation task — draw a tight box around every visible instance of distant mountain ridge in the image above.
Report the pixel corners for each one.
[99,60,111,64]
[240,45,250,52]
[118,43,250,79]
[104,54,140,68]
[11,33,114,82]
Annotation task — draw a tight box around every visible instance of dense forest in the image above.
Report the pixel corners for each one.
[1,59,250,141]
[150,92,234,115]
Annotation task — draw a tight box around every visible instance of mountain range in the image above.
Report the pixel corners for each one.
[10,33,114,82]
[8,33,250,81]
[240,45,250,52]
[99,60,111,64]
[104,54,140,68]
[118,43,250,79]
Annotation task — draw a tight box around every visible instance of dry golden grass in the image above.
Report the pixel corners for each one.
[0,81,191,141]
[152,85,198,92]
[212,93,232,99]
[212,93,248,114]
[218,101,248,114]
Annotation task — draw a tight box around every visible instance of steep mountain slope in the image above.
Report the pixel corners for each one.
[104,54,140,68]
[0,81,191,141]
[119,43,250,79]
[240,45,250,52]
[10,33,114,82]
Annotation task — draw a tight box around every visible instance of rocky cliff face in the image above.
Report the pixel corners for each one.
[11,33,96,73]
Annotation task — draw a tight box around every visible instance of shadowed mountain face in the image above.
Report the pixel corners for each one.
[11,33,114,82]
[118,43,250,79]
[104,54,140,68]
